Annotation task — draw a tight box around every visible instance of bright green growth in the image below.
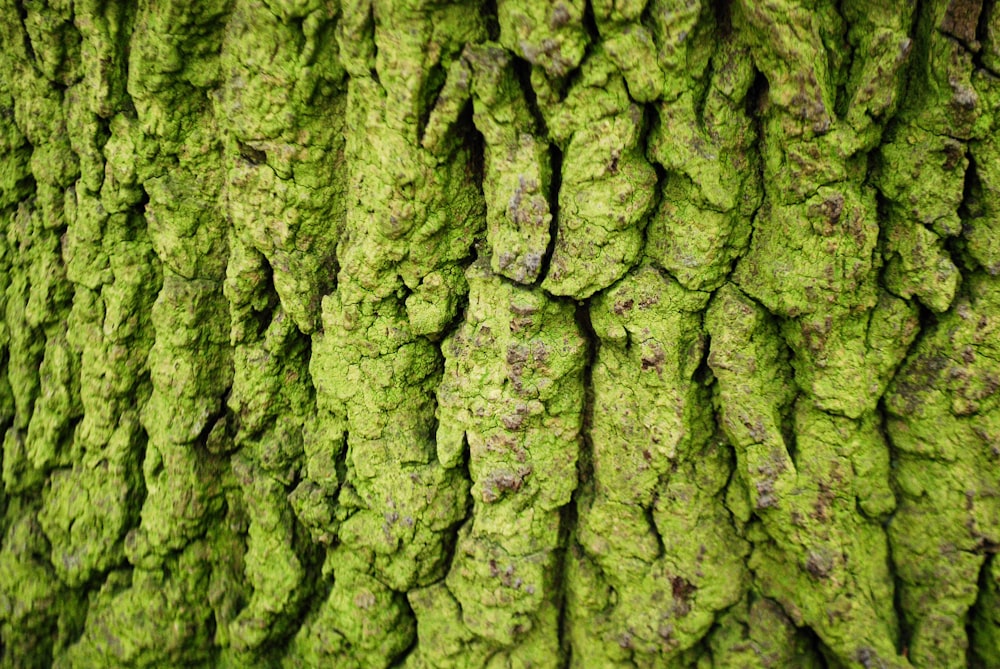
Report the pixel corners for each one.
[963,68,1000,277]
[541,48,657,299]
[780,292,919,419]
[566,266,749,667]
[706,595,827,668]
[886,272,1000,669]
[642,4,762,292]
[216,0,347,655]
[2,0,1000,667]
[417,259,586,665]
[218,0,347,335]
[288,2,489,664]
[708,284,907,668]
[496,0,589,78]
[424,42,554,285]
[874,0,988,313]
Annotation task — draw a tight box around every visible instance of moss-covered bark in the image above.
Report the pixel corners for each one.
[1,0,999,667]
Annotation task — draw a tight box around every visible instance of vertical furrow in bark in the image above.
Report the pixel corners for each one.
[213,1,347,660]
[705,286,833,665]
[1,0,81,511]
[705,596,827,667]
[61,2,241,666]
[538,47,656,299]
[0,0,88,663]
[964,23,1000,665]
[407,259,586,667]
[885,270,1000,668]
[517,0,656,301]
[559,3,764,666]
[707,281,912,667]
[884,13,1000,661]
[125,0,233,547]
[641,0,762,294]
[733,0,916,417]
[0,65,15,555]
[875,0,984,315]
[287,1,487,665]
[441,43,554,286]
[566,266,749,667]
[706,1,921,666]
[972,556,1000,665]
[48,169,157,589]
[219,0,346,336]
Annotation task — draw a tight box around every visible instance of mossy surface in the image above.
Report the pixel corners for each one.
[1,0,998,667]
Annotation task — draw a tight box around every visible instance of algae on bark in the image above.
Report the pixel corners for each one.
[1,1,999,668]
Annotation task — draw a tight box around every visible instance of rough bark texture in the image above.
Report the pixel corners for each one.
[1,0,999,667]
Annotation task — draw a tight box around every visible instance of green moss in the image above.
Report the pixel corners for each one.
[288,2,490,663]
[496,0,588,78]
[780,291,919,418]
[644,38,761,292]
[708,285,906,667]
[0,499,88,667]
[565,266,749,667]
[886,272,1000,668]
[706,596,825,668]
[58,535,240,668]
[286,551,416,668]
[963,75,1000,277]
[871,0,994,313]
[218,0,346,334]
[414,259,586,663]
[3,1,999,666]
[468,43,553,285]
[541,48,657,299]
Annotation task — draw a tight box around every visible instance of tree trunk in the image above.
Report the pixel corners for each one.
[1,0,999,667]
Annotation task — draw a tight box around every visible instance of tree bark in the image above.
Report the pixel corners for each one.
[1,0,999,667]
